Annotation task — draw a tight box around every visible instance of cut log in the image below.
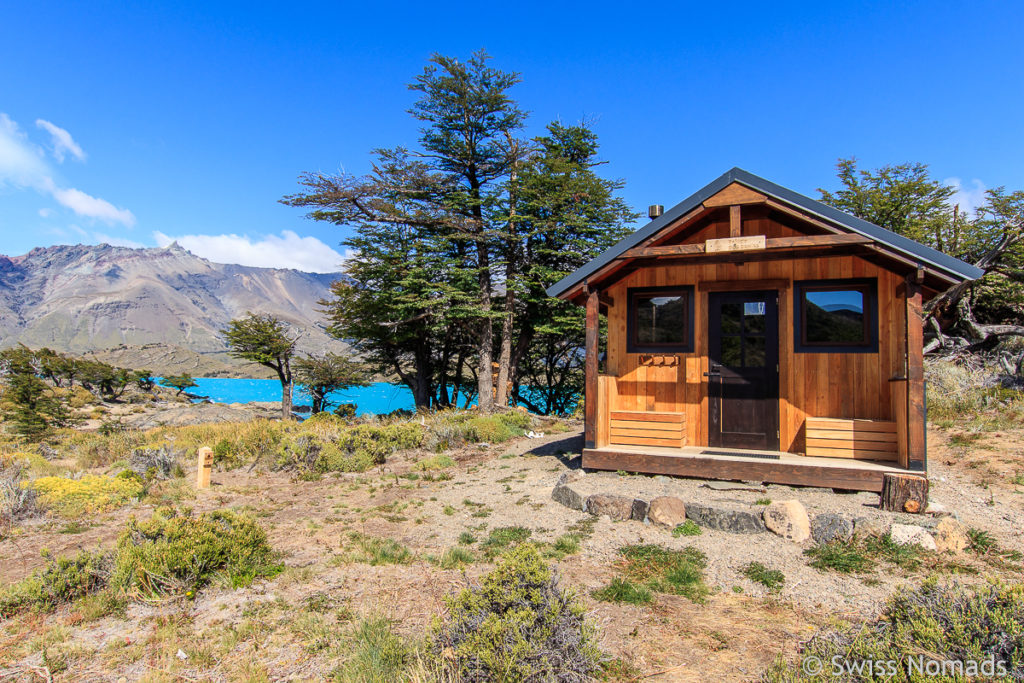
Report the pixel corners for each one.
[879,473,928,513]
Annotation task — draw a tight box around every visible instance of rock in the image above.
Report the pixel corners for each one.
[925,501,952,517]
[890,523,938,551]
[763,500,810,543]
[648,497,687,527]
[685,503,765,534]
[811,513,854,544]
[932,518,969,554]
[853,517,890,538]
[631,498,650,521]
[551,471,585,511]
[586,494,634,521]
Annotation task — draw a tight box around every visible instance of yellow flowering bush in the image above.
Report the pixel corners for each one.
[32,473,144,517]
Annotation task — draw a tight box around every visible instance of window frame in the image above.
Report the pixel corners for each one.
[794,278,878,353]
[626,285,695,353]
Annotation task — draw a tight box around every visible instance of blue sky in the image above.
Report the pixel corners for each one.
[1,0,1021,272]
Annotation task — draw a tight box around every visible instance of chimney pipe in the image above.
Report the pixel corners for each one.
[648,204,664,219]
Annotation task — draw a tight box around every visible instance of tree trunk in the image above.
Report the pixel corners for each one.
[476,259,494,412]
[495,287,514,408]
[879,473,929,513]
[281,380,293,420]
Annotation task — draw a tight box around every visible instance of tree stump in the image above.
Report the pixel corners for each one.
[879,473,928,513]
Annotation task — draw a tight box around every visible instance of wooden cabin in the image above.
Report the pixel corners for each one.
[547,168,982,492]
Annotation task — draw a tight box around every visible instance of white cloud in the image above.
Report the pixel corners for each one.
[36,119,86,162]
[38,208,53,218]
[153,230,346,273]
[0,113,50,187]
[49,185,136,227]
[0,112,134,227]
[945,177,987,216]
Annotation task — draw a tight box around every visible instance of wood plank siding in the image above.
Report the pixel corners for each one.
[599,206,910,459]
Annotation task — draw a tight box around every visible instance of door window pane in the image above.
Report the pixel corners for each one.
[744,336,766,367]
[720,336,742,366]
[720,303,742,334]
[743,301,766,334]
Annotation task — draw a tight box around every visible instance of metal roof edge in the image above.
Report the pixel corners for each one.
[546,167,983,298]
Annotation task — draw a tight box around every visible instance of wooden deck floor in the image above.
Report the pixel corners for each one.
[583,445,917,492]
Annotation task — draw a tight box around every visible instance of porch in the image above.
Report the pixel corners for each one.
[582,443,919,493]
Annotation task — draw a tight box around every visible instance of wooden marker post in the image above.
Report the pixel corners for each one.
[196,447,213,489]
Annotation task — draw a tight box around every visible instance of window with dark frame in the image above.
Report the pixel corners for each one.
[794,278,878,352]
[626,285,695,353]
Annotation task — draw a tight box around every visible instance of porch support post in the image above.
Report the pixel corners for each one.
[905,272,927,472]
[584,284,599,449]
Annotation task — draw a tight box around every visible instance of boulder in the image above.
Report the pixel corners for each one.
[853,517,890,539]
[925,501,952,517]
[586,494,634,521]
[932,518,969,554]
[763,500,810,543]
[631,498,650,522]
[551,471,585,511]
[647,497,687,527]
[811,513,854,544]
[685,503,765,534]
[890,523,938,551]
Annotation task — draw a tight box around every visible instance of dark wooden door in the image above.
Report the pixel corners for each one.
[707,291,779,450]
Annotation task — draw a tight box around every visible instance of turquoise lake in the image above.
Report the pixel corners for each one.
[188,378,417,416]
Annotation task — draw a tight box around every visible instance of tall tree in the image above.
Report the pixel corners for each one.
[223,313,297,419]
[408,50,527,411]
[294,352,370,414]
[819,158,1024,351]
[509,123,636,412]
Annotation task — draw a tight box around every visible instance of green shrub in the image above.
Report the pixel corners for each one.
[457,531,476,545]
[481,526,532,559]
[761,580,1024,681]
[592,578,654,605]
[278,423,424,473]
[805,541,874,574]
[338,532,413,566]
[438,547,475,570]
[110,507,281,599]
[742,561,785,591]
[0,550,111,617]
[32,473,144,517]
[672,520,702,537]
[432,544,601,681]
[330,616,413,682]
[595,544,709,604]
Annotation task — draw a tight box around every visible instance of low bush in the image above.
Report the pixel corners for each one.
[110,506,281,599]
[742,561,785,591]
[32,473,145,517]
[592,577,654,605]
[0,550,111,617]
[481,526,533,559]
[1,461,39,534]
[431,544,601,682]
[672,520,702,537]
[278,423,424,473]
[805,541,875,574]
[761,579,1024,681]
[337,532,414,566]
[595,544,710,604]
[331,615,415,682]
[438,546,476,570]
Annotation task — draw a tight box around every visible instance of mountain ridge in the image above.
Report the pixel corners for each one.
[0,242,347,375]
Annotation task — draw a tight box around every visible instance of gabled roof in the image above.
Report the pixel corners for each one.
[546,167,984,299]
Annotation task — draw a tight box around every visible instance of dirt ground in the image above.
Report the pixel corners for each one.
[1,424,1022,681]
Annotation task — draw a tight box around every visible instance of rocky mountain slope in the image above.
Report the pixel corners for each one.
[0,242,346,374]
